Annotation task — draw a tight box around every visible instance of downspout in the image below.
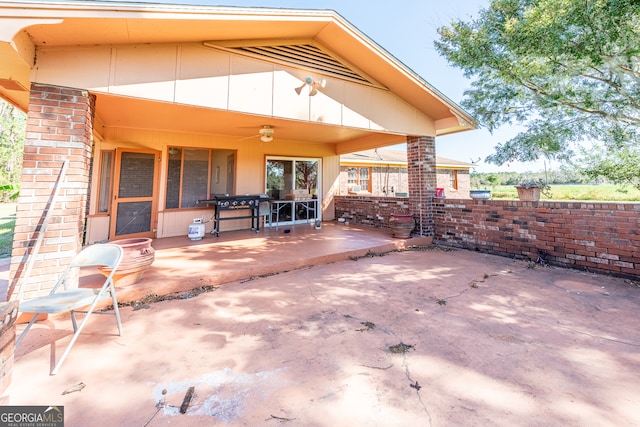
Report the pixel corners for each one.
[418,143,423,235]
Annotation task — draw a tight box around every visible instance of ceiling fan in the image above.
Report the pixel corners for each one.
[238,125,274,142]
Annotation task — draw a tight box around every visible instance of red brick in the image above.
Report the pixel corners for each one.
[9,83,94,300]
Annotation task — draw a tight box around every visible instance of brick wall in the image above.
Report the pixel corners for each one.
[9,83,95,301]
[434,199,640,278]
[339,165,408,196]
[335,196,640,278]
[335,196,410,229]
[335,136,438,237]
[436,168,471,199]
[338,165,470,198]
[407,136,436,236]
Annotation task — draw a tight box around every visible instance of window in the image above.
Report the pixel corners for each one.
[266,157,319,200]
[166,147,236,209]
[97,150,114,213]
[359,167,370,192]
[346,167,371,192]
[449,170,459,190]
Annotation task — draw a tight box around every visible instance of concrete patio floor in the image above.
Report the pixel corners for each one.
[6,224,640,426]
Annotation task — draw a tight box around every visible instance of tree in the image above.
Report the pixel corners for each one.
[435,0,640,188]
[0,99,25,201]
[485,174,499,188]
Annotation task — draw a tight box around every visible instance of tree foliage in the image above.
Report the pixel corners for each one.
[471,167,594,188]
[435,0,640,187]
[0,99,25,201]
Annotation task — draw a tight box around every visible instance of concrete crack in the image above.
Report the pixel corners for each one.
[380,328,433,427]
[401,351,432,427]
[308,285,323,304]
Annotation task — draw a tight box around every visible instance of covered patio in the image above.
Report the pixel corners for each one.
[110,222,433,304]
[8,226,640,426]
[0,1,476,302]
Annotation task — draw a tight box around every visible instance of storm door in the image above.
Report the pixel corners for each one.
[110,149,160,239]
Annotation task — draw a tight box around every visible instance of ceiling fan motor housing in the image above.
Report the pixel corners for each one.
[259,126,274,142]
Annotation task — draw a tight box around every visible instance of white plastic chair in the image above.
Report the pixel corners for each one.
[259,199,271,228]
[16,243,124,375]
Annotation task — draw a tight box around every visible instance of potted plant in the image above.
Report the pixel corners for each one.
[515,179,551,201]
[389,212,415,238]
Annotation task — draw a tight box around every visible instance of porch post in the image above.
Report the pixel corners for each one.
[406,135,436,236]
[8,83,95,301]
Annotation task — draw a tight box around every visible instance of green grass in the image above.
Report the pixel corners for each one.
[490,184,640,202]
[0,204,16,258]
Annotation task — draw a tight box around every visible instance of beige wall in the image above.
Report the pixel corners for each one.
[86,127,339,241]
[33,43,436,136]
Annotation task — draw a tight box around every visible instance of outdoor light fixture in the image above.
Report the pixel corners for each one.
[295,76,326,96]
[259,125,274,142]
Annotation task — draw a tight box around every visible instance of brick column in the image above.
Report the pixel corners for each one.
[8,83,95,301]
[407,135,437,236]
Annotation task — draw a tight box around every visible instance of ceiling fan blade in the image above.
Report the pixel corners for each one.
[237,134,259,141]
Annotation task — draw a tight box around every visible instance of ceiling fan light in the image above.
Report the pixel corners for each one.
[295,76,325,96]
[259,125,274,142]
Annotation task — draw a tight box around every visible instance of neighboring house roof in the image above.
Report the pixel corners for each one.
[0,1,477,149]
[341,149,475,170]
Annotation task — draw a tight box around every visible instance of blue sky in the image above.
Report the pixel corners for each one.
[160,0,552,173]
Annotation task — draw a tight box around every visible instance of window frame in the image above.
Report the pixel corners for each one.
[346,166,372,192]
[450,169,459,190]
[165,147,236,210]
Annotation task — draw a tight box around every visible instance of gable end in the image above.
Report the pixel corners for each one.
[204,40,382,87]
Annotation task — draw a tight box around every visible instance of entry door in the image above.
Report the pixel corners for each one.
[110,149,160,239]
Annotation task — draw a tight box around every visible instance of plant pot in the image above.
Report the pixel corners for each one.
[515,186,541,201]
[99,238,155,286]
[470,189,492,200]
[389,213,415,238]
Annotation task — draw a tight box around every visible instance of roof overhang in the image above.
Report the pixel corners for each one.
[0,1,477,145]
